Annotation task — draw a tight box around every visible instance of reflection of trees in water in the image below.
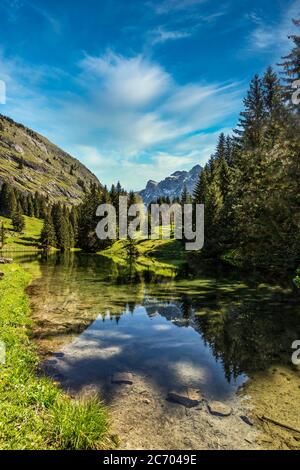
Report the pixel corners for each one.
[143,293,194,328]
[27,252,300,384]
[194,300,300,382]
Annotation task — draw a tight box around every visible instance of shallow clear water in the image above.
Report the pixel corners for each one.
[10,252,300,402]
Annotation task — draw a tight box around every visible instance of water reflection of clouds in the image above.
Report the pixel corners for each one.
[152,324,173,331]
[169,360,211,385]
[46,304,246,401]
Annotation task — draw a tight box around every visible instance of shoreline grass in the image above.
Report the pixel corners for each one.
[0,263,111,450]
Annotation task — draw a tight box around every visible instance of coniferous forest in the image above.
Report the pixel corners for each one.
[193,19,300,276]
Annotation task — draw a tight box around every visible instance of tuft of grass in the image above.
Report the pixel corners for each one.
[0,264,111,450]
[50,396,109,450]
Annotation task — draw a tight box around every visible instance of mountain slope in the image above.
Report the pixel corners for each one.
[0,114,100,204]
[139,164,202,205]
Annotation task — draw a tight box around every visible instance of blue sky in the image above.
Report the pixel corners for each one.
[0,0,299,189]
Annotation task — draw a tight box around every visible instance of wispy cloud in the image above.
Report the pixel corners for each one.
[148,27,191,44]
[0,46,237,189]
[0,0,61,34]
[27,1,61,35]
[50,51,242,188]
[149,0,208,15]
[0,48,243,188]
[247,0,300,55]
[146,3,228,48]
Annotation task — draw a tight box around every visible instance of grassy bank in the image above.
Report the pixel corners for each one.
[0,264,110,450]
[0,215,43,252]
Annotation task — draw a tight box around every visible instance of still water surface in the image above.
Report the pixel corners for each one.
[11,252,300,402]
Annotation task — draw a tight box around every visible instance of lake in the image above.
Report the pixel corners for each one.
[9,251,300,449]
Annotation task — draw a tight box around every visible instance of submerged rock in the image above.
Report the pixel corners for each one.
[167,388,201,408]
[208,401,232,417]
[112,372,133,385]
[240,415,254,426]
[53,352,64,358]
[0,272,4,279]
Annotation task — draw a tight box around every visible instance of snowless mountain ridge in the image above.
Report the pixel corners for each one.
[139,164,202,205]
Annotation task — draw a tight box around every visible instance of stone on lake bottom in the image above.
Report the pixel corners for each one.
[80,384,100,400]
[208,401,232,417]
[53,352,64,358]
[112,372,133,385]
[167,388,201,408]
[240,415,254,426]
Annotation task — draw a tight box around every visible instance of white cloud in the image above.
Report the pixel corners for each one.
[149,27,191,44]
[79,52,170,108]
[0,49,243,189]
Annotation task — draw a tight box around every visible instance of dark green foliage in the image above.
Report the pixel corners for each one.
[12,205,25,233]
[124,238,139,263]
[180,185,191,205]
[234,74,265,150]
[193,18,300,272]
[0,221,6,248]
[280,18,300,111]
[77,184,107,252]
[0,182,17,217]
[40,213,57,250]
[51,203,74,252]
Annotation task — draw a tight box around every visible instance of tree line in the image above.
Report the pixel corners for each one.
[0,179,140,252]
[193,18,300,273]
[0,182,49,233]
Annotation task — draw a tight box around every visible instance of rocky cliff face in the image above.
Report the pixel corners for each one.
[139,164,202,205]
[0,114,100,204]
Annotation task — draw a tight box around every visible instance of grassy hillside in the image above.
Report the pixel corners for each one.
[0,114,100,205]
[0,215,43,252]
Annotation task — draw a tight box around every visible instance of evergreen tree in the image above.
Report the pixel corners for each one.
[180,185,191,205]
[56,216,70,251]
[12,204,25,233]
[216,133,226,160]
[193,169,208,205]
[27,194,34,217]
[234,75,266,150]
[280,17,300,111]
[77,184,105,252]
[51,204,71,251]
[40,213,57,250]
[110,184,116,204]
[0,182,17,217]
[262,66,286,146]
[224,135,234,166]
[70,207,79,244]
[0,221,6,249]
